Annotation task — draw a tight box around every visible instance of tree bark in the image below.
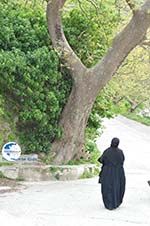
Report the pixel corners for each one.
[46,0,150,164]
[50,70,99,164]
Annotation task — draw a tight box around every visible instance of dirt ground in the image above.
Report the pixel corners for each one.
[0,178,23,194]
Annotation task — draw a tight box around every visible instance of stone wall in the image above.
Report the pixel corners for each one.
[0,162,99,181]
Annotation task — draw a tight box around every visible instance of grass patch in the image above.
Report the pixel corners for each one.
[16,176,25,181]
[0,171,5,178]
[80,171,94,179]
[0,161,14,167]
[124,113,150,126]
[49,166,60,173]
[80,167,99,179]
[67,159,89,165]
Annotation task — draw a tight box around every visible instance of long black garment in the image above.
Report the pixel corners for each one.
[98,144,126,210]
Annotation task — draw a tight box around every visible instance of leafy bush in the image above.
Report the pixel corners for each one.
[0,94,17,147]
[0,1,72,153]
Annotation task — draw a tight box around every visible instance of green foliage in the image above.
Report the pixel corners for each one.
[0,161,14,167]
[63,0,120,67]
[93,88,118,118]
[0,94,17,147]
[0,0,50,51]
[79,167,99,179]
[0,171,6,179]
[85,140,100,164]
[0,1,72,153]
[102,47,150,115]
[16,176,25,181]
[79,171,95,179]
[124,113,150,126]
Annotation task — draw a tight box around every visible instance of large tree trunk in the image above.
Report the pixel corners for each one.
[51,87,91,164]
[47,0,150,164]
[51,71,100,164]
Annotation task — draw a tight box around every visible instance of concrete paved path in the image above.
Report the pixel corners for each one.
[0,115,150,226]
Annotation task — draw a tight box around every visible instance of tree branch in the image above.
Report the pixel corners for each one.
[91,0,150,94]
[142,40,150,46]
[125,0,137,14]
[46,0,87,79]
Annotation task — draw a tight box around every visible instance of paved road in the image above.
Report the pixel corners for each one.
[0,115,150,226]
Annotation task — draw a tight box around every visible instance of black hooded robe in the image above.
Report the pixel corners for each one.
[98,142,126,210]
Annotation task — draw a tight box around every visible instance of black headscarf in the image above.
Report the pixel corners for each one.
[111,137,120,148]
[99,137,124,166]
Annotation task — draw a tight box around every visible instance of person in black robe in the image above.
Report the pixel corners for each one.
[98,137,126,210]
